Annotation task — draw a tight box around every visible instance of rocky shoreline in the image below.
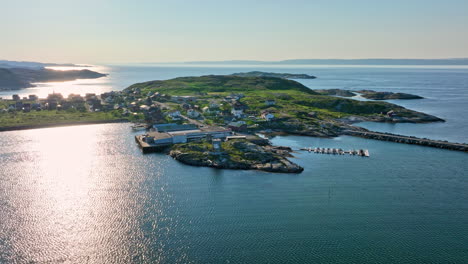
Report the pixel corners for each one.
[343,130,468,152]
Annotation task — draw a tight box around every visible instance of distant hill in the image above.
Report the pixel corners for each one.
[0,60,84,69]
[126,75,319,95]
[0,67,107,90]
[0,68,32,89]
[183,58,468,66]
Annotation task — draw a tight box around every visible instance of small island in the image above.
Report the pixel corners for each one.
[169,138,303,173]
[231,71,316,79]
[356,90,424,100]
[315,88,423,100]
[0,67,107,90]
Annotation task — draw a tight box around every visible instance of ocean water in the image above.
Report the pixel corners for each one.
[0,65,467,263]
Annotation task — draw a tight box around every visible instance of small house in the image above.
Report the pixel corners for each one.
[265,99,276,106]
[187,109,201,118]
[231,107,244,118]
[212,138,222,151]
[228,121,247,131]
[168,111,182,120]
[261,112,275,121]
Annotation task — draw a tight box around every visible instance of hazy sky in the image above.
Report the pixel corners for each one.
[1,0,468,64]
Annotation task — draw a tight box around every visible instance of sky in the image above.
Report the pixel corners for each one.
[1,0,468,64]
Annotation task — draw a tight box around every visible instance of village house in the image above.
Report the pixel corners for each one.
[202,106,220,115]
[85,93,97,101]
[139,105,151,111]
[230,102,248,118]
[228,121,247,131]
[12,94,20,101]
[15,101,23,110]
[68,94,85,103]
[28,94,39,101]
[231,107,244,118]
[167,110,182,120]
[265,99,276,106]
[22,103,31,112]
[31,103,42,111]
[209,101,219,109]
[261,111,275,121]
[187,109,201,118]
[212,138,223,153]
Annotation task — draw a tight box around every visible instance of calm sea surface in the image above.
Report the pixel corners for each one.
[0,65,467,263]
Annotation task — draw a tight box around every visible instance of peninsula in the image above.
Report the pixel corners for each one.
[0,67,107,90]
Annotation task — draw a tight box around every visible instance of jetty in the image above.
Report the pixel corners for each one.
[344,130,468,152]
[299,147,370,157]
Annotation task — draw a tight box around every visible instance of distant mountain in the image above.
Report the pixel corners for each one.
[0,60,85,69]
[183,58,468,66]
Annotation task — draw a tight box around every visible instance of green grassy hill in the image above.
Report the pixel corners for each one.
[126,75,319,96]
[126,75,440,120]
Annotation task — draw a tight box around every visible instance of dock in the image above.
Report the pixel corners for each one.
[299,147,370,157]
[135,135,170,153]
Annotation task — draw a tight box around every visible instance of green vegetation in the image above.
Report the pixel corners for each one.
[127,75,318,96]
[231,71,316,79]
[0,74,442,132]
[169,138,304,173]
[127,75,441,135]
[127,75,415,116]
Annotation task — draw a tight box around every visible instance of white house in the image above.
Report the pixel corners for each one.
[139,105,151,111]
[261,112,275,121]
[168,111,181,120]
[231,107,244,118]
[209,101,219,109]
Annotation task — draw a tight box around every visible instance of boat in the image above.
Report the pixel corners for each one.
[364,149,370,157]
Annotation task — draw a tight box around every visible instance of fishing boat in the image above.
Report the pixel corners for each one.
[364,149,370,157]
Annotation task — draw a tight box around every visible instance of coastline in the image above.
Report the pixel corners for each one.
[0,119,130,132]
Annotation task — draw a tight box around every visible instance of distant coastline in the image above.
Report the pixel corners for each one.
[176,58,468,66]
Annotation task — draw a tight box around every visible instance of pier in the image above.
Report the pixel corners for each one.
[299,147,370,157]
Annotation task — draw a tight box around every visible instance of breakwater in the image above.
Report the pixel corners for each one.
[344,130,468,152]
